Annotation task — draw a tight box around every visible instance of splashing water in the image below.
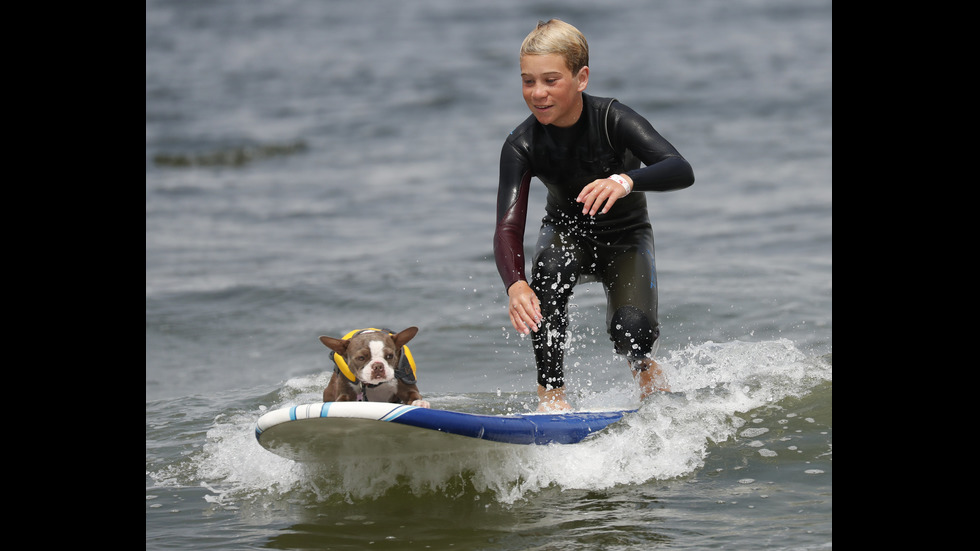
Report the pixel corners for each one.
[150,338,829,506]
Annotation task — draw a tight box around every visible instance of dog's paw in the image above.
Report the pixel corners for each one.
[411,399,431,408]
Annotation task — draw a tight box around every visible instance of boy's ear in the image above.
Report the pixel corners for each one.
[576,65,589,91]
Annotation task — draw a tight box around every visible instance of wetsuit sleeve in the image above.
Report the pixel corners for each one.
[609,103,695,192]
[493,140,533,291]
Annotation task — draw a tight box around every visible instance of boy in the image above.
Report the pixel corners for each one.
[494,19,695,411]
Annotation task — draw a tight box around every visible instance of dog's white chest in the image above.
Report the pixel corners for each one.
[359,380,398,402]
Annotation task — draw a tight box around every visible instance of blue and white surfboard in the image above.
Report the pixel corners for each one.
[255,402,635,462]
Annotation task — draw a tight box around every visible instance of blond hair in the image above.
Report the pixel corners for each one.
[520,19,589,74]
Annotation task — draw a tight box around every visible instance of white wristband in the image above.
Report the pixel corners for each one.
[609,174,631,194]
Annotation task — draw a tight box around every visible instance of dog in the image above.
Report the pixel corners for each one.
[319,326,430,408]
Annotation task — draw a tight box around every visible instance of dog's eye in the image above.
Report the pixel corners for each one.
[385,353,394,360]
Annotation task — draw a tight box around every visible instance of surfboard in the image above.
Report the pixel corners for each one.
[255,402,635,462]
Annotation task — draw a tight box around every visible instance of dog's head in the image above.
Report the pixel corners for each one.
[319,327,419,385]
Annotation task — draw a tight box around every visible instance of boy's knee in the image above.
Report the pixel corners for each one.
[609,305,659,358]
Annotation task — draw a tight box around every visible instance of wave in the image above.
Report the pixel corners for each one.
[147,338,830,507]
[152,140,308,168]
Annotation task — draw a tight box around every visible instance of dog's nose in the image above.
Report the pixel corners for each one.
[371,362,386,377]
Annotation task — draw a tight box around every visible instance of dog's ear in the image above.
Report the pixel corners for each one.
[393,326,419,348]
[319,336,349,356]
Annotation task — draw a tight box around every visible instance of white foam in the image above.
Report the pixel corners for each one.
[169,338,829,506]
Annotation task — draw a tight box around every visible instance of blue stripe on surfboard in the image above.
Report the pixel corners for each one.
[385,408,635,445]
[380,405,417,421]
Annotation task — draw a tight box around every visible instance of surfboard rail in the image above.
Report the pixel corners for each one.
[255,402,635,461]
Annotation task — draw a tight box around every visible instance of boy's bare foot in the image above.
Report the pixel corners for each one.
[537,385,572,412]
[631,358,670,398]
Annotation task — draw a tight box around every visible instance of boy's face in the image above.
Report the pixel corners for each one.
[520,54,589,128]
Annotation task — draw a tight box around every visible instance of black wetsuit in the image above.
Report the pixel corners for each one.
[494,93,694,389]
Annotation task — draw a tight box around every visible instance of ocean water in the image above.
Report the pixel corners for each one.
[146,0,832,549]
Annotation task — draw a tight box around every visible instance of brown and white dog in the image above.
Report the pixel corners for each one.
[319,326,430,408]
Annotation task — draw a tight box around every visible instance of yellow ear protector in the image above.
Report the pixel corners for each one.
[332,328,417,383]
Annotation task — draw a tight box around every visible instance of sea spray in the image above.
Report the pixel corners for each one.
[167,338,830,507]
